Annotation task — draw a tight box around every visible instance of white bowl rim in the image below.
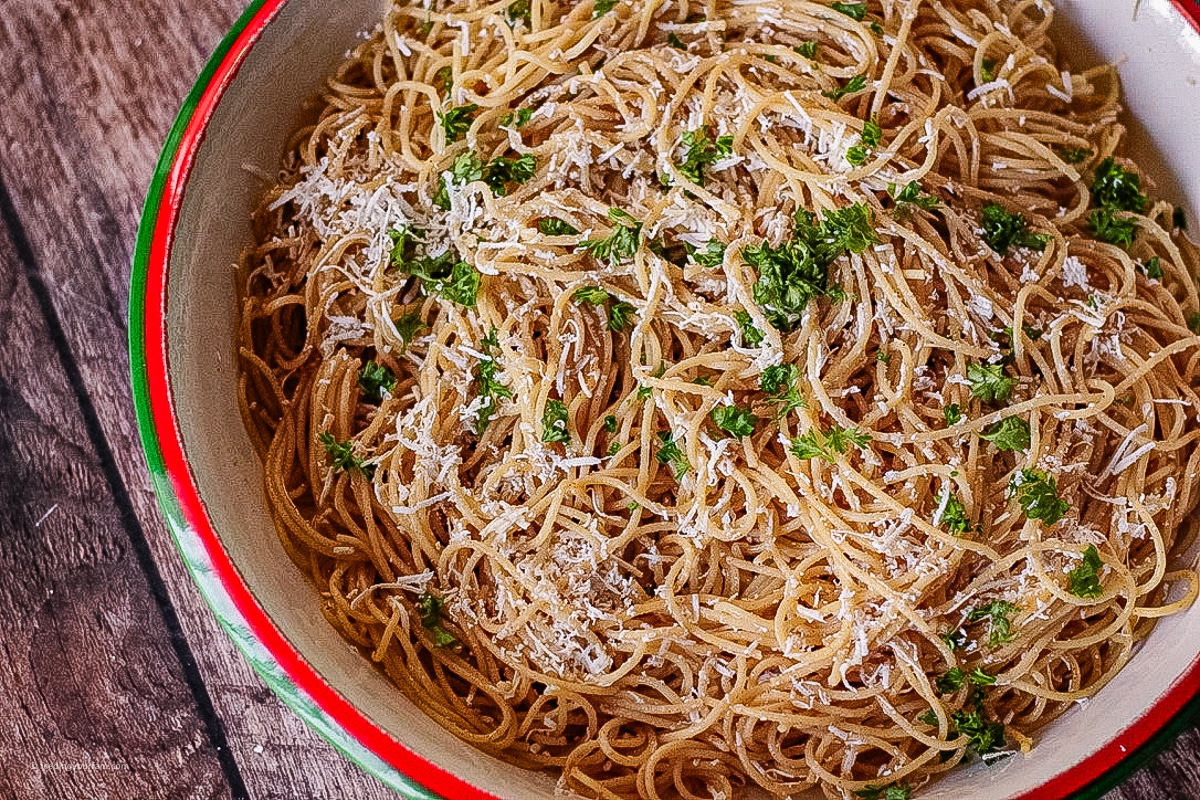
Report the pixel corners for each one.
[128,1,1200,798]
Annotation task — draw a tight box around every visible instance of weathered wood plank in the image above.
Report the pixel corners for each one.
[0,1,395,797]
[0,200,230,799]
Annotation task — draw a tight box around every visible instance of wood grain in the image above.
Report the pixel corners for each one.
[0,0,1194,798]
[0,205,228,799]
[0,0,393,797]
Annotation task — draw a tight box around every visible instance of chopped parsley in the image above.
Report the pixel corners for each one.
[854,785,911,800]
[862,118,882,148]
[593,0,618,17]
[655,431,690,478]
[603,414,618,433]
[966,362,1017,403]
[943,403,963,426]
[761,363,806,416]
[711,405,758,438]
[967,600,1020,647]
[500,106,535,128]
[403,250,480,308]
[686,238,726,268]
[824,73,867,101]
[980,416,1031,451]
[572,284,637,332]
[790,424,871,463]
[573,285,611,305]
[434,65,452,96]
[667,32,687,50]
[538,217,579,236]
[472,328,513,434]
[579,207,642,266]
[505,0,531,27]
[888,180,939,217]
[795,40,819,60]
[940,493,972,535]
[1056,145,1093,164]
[1009,468,1069,525]
[677,126,734,186]
[951,708,1007,759]
[437,103,479,143]
[483,152,537,195]
[387,225,425,272]
[607,440,622,456]
[831,1,868,20]
[318,432,376,480]
[941,628,967,652]
[980,57,997,82]
[1092,157,1148,214]
[433,151,484,210]
[936,667,966,693]
[358,361,396,403]
[416,593,458,647]
[393,309,427,351]
[1142,256,1164,281]
[846,144,869,167]
[735,309,765,347]
[608,300,636,332]
[1068,545,1105,598]
[980,203,1051,255]
[1089,207,1137,248]
[744,203,881,331]
[542,399,571,444]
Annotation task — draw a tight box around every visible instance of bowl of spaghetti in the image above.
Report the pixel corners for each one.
[132,0,1200,798]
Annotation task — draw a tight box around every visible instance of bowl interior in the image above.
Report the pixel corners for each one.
[162,2,1200,798]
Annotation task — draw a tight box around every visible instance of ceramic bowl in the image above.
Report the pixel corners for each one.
[130,1,1200,797]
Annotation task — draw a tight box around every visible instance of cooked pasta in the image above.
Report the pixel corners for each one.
[236,0,1200,796]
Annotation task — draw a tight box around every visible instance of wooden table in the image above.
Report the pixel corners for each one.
[0,0,1198,798]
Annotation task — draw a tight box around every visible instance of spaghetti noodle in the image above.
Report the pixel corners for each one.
[236,0,1200,796]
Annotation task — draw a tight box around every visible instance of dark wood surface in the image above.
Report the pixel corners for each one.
[0,0,1196,798]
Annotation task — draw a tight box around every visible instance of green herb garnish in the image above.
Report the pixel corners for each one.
[1009,468,1068,525]
[538,217,579,236]
[686,238,726,268]
[854,785,911,800]
[318,432,376,480]
[1142,256,1164,281]
[483,152,537,195]
[967,362,1017,403]
[951,708,1007,759]
[795,41,819,59]
[968,600,1020,646]
[940,493,972,535]
[473,328,513,434]
[416,593,458,647]
[943,403,963,426]
[667,32,687,50]
[888,180,939,217]
[579,208,642,266]
[760,363,806,416]
[936,667,965,693]
[358,361,396,404]
[831,1,868,20]
[677,126,734,187]
[980,203,1051,255]
[1089,207,1137,248]
[980,416,1031,451]
[735,309,765,347]
[824,73,867,101]
[980,57,997,82]
[433,151,484,210]
[593,0,617,17]
[744,203,881,331]
[655,431,690,478]
[542,399,571,444]
[393,309,427,351]
[603,414,618,433]
[438,103,479,143]
[790,424,871,463]
[505,0,531,27]
[711,405,758,438]
[1092,157,1147,214]
[1056,146,1092,164]
[1068,545,1105,598]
